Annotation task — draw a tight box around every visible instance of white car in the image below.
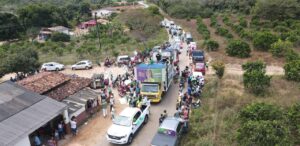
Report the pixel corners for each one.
[41,62,64,71]
[71,60,93,70]
[106,105,150,144]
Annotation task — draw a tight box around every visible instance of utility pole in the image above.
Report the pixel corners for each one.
[94,12,102,51]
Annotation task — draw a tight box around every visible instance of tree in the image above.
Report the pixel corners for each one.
[51,32,71,42]
[288,103,300,142]
[226,40,251,58]
[0,13,23,41]
[237,120,291,146]
[284,59,300,82]
[253,0,300,20]
[147,6,160,16]
[285,49,300,62]
[242,61,271,95]
[253,31,278,51]
[270,39,292,57]
[238,103,291,146]
[3,48,40,75]
[204,39,219,51]
[239,103,284,122]
[212,60,225,79]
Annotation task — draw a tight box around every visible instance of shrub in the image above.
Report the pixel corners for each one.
[270,39,292,57]
[210,15,218,27]
[239,17,248,27]
[239,103,284,122]
[284,59,300,82]
[253,31,278,51]
[51,32,71,42]
[204,39,219,51]
[226,40,251,58]
[242,61,271,95]
[216,27,229,36]
[288,103,300,142]
[284,49,300,62]
[212,60,225,79]
[196,17,210,39]
[237,120,291,146]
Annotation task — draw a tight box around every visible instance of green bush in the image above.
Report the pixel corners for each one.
[51,32,71,42]
[210,15,218,27]
[242,61,271,95]
[284,49,300,62]
[240,30,253,40]
[216,27,229,36]
[196,17,210,39]
[239,103,284,122]
[226,40,251,58]
[238,120,290,146]
[253,31,278,51]
[284,59,300,82]
[212,60,225,79]
[239,17,248,27]
[204,39,219,51]
[270,39,292,57]
[288,103,300,142]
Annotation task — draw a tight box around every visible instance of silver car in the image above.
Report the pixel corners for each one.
[72,60,93,70]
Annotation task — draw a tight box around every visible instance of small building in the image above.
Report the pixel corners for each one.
[38,26,73,41]
[78,20,97,29]
[17,72,100,126]
[92,9,114,18]
[0,81,67,146]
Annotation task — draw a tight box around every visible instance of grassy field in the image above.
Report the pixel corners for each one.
[180,74,300,146]
[38,27,168,65]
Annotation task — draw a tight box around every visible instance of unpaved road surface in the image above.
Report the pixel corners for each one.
[59,28,190,146]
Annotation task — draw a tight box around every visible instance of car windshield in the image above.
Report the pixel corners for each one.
[113,116,131,127]
[142,84,159,93]
[193,51,203,56]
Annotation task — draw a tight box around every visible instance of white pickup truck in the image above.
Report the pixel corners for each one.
[106,104,150,144]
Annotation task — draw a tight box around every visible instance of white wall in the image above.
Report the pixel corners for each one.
[14,136,30,146]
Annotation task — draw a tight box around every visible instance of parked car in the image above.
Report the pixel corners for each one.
[41,62,64,71]
[191,50,205,63]
[151,117,188,146]
[106,105,150,144]
[185,33,193,44]
[193,62,206,75]
[117,55,131,66]
[71,60,92,70]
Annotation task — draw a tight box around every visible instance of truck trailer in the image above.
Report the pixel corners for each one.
[135,63,174,102]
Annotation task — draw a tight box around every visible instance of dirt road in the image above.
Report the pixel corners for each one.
[60,29,190,146]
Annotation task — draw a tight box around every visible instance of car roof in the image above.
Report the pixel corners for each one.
[160,117,180,131]
[44,62,59,64]
[79,60,90,62]
[118,55,129,58]
[120,107,139,118]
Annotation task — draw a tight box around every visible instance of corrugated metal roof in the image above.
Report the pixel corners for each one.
[0,81,67,146]
[62,88,98,115]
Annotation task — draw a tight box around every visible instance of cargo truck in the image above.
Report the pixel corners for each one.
[135,63,174,102]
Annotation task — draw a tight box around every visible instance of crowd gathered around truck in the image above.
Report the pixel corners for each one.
[28,18,207,146]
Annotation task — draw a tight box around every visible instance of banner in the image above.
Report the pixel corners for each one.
[136,68,162,82]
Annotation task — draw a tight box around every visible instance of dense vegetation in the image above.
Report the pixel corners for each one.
[0,6,166,77]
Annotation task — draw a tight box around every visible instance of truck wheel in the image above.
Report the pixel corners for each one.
[127,134,133,144]
[143,115,148,124]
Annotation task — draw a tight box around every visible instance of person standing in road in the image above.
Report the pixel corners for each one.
[109,94,115,112]
[162,110,168,118]
[70,116,77,136]
[111,107,115,120]
[101,97,108,118]
[159,114,164,125]
[34,134,42,146]
[58,121,65,139]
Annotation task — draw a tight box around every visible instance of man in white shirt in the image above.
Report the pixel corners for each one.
[70,118,77,136]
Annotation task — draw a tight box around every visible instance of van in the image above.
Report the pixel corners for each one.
[185,33,193,44]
